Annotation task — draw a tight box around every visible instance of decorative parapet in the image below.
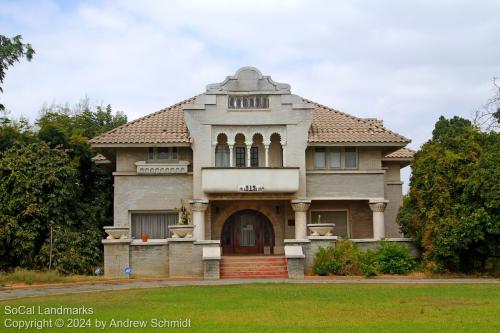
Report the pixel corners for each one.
[135,161,189,175]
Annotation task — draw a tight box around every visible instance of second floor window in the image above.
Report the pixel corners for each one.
[250,146,259,167]
[345,147,357,168]
[148,147,179,161]
[235,147,246,167]
[313,147,358,169]
[314,148,326,168]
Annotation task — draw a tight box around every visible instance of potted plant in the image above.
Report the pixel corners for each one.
[168,201,194,238]
[141,234,148,242]
[307,214,336,236]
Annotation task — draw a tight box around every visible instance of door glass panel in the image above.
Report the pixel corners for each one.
[239,215,256,246]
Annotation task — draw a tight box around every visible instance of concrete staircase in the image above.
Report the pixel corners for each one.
[220,255,288,279]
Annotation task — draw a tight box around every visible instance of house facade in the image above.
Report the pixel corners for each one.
[91,67,414,279]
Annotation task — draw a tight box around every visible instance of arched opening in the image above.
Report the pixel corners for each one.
[234,133,246,167]
[251,133,264,167]
[269,133,283,167]
[221,210,275,255]
[215,133,230,167]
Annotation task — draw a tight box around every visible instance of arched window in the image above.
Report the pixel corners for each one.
[215,134,230,167]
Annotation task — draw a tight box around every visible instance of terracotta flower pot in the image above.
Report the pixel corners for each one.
[141,234,148,242]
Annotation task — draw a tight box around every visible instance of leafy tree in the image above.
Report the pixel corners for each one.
[0,100,126,274]
[398,116,500,272]
[0,143,79,269]
[0,35,35,110]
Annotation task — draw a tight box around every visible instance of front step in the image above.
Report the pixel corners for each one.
[220,256,288,279]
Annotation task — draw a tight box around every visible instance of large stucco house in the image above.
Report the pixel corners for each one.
[91,67,414,279]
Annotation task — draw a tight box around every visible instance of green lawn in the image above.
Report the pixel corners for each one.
[1,283,499,332]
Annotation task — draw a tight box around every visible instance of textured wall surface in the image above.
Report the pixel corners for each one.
[130,244,169,277]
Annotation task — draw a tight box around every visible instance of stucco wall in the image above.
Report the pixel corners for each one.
[383,161,405,237]
[306,173,385,198]
[309,200,373,239]
[113,175,193,227]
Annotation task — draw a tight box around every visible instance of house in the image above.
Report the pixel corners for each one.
[90,67,414,279]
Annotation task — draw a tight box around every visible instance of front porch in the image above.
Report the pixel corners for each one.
[102,197,412,279]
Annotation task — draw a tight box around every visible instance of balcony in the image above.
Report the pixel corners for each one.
[135,161,189,175]
[201,167,300,193]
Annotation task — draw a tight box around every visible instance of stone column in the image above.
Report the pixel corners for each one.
[291,199,311,239]
[264,141,270,167]
[211,143,217,166]
[246,141,252,167]
[369,200,388,240]
[282,145,287,167]
[228,142,234,167]
[190,199,209,240]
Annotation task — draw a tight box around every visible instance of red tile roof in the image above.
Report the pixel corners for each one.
[90,96,410,145]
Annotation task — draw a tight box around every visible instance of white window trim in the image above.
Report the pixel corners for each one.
[343,147,358,169]
[147,147,180,163]
[328,147,342,169]
[129,210,179,240]
[309,208,351,238]
[314,148,327,169]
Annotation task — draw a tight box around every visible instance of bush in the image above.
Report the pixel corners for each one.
[312,240,417,277]
[376,241,415,275]
[332,240,362,275]
[313,246,338,275]
[312,240,362,276]
[360,250,379,277]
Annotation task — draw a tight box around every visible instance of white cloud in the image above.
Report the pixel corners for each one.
[1,0,499,191]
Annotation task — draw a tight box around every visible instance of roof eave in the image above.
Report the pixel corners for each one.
[90,142,192,148]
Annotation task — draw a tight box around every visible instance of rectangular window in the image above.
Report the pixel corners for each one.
[228,95,269,109]
[329,148,341,168]
[157,147,169,160]
[311,211,349,238]
[250,146,259,167]
[345,147,357,168]
[148,147,155,160]
[235,146,246,167]
[215,145,230,167]
[171,147,178,160]
[314,148,326,168]
[131,213,178,239]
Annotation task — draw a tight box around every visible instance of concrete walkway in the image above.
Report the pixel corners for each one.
[1,277,498,300]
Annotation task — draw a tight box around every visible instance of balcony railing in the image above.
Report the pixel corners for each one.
[135,161,189,175]
[201,167,299,193]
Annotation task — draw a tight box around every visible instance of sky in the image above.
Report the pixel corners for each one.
[1,0,500,191]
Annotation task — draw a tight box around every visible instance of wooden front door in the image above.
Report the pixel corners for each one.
[221,210,274,255]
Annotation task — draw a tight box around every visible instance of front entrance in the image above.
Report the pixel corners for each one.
[221,210,275,255]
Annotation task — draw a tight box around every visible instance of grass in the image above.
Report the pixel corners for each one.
[1,283,499,332]
[0,269,105,287]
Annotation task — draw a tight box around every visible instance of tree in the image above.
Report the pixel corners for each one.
[474,78,500,131]
[0,35,35,110]
[0,100,126,274]
[397,116,500,272]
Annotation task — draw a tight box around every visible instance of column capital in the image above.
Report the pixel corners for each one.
[189,199,209,212]
[369,200,388,212]
[291,199,311,212]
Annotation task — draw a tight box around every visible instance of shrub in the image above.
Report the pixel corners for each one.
[313,246,338,275]
[376,241,415,275]
[360,250,379,277]
[333,240,363,275]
